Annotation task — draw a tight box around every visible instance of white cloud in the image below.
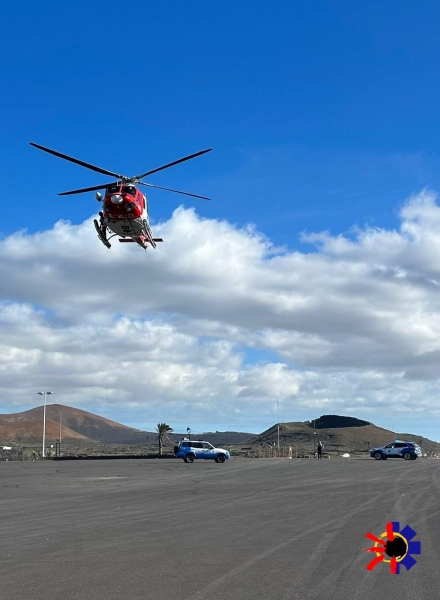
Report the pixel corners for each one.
[2,191,440,432]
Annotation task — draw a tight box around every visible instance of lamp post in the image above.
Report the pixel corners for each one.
[187,427,191,442]
[37,391,53,458]
[275,398,280,456]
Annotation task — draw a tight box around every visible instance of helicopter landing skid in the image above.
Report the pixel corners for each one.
[94,219,111,249]
[118,222,163,250]
[119,237,163,248]
[143,221,159,249]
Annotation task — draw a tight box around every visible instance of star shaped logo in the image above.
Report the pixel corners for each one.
[364,521,421,574]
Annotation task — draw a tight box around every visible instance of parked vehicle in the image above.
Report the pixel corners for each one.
[174,440,230,463]
[370,440,422,461]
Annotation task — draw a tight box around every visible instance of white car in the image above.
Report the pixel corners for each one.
[370,440,422,461]
[174,440,231,463]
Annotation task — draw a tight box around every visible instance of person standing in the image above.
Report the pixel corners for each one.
[317,440,324,459]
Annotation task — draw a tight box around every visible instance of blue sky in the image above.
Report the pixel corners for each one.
[2,1,440,440]
[4,0,440,243]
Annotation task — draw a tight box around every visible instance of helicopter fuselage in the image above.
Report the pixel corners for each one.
[96,184,155,247]
[102,184,146,221]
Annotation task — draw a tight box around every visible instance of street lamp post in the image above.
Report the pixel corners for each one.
[276,398,280,455]
[37,391,53,458]
[187,427,191,442]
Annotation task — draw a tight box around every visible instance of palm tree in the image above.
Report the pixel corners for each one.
[156,423,173,456]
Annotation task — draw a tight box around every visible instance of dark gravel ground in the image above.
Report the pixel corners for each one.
[1,457,439,600]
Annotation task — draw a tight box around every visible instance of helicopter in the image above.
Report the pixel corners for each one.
[30,142,212,250]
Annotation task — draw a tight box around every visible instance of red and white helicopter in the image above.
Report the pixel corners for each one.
[30,142,212,250]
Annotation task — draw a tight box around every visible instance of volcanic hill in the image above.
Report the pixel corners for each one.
[249,414,440,455]
[0,404,143,444]
[0,404,255,446]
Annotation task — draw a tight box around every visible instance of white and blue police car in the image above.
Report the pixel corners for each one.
[370,440,422,461]
[174,440,231,463]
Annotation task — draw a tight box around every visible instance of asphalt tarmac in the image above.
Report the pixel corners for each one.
[1,457,439,600]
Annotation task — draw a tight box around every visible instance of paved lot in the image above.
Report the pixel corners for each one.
[1,457,439,600]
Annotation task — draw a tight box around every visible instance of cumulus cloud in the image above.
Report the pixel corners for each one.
[2,191,440,431]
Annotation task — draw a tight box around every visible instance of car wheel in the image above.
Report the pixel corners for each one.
[403,452,412,461]
[410,455,417,460]
[216,454,226,463]
[184,454,195,463]
[374,452,383,460]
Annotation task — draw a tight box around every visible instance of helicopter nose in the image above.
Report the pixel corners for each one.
[110,194,123,204]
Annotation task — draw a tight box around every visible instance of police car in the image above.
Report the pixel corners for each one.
[370,440,422,461]
[174,440,231,463]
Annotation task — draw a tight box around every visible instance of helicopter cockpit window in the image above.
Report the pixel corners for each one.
[122,186,136,196]
[106,184,120,195]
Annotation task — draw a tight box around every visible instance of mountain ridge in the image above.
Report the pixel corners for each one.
[250,416,440,454]
[0,404,255,445]
[0,406,438,453]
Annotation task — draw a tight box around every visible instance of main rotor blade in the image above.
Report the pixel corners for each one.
[140,182,211,200]
[58,183,116,196]
[30,142,124,179]
[135,148,212,179]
